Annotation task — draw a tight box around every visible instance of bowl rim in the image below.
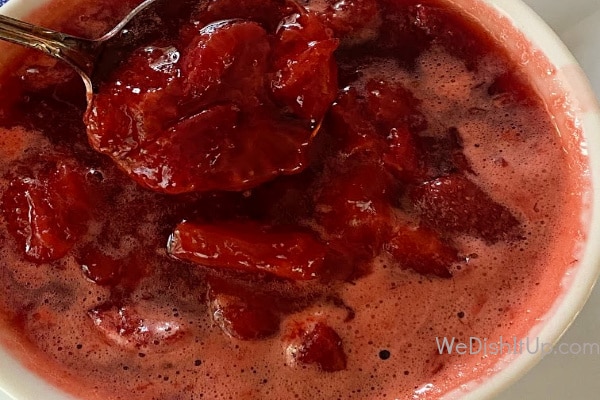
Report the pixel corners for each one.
[0,0,599,399]
[447,0,600,399]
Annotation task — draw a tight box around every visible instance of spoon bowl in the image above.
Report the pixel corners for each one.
[0,0,196,97]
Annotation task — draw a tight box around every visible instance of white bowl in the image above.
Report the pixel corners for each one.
[0,0,599,399]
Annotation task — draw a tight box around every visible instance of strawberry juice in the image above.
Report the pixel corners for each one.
[0,0,589,399]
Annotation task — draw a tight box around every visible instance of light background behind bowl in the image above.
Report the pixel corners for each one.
[0,0,598,399]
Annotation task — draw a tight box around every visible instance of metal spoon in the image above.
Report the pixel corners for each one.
[0,0,195,98]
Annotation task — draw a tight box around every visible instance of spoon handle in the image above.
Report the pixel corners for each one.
[0,14,97,91]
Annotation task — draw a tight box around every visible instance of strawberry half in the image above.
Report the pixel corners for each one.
[271,11,339,121]
[208,288,280,340]
[167,221,327,280]
[2,160,90,263]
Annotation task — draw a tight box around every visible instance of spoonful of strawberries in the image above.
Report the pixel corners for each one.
[0,0,339,194]
[0,0,195,96]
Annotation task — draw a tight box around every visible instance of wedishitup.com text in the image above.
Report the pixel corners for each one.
[436,336,600,356]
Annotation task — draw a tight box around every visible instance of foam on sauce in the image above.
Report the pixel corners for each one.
[0,0,589,399]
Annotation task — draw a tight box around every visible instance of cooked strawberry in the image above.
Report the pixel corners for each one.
[167,221,327,280]
[326,81,425,181]
[87,20,320,194]
[76,241,150,289]
[181,21,270,104]
[386,225,461,278]
[2,160,90,263]
[411,173,521,243]
[86,45,183,154]
[313,161,394,259]
[364,79,425,132]
[88,303,185,349]
[285,321,347,372]
[326,86,385,158]
[208,289,280,340]
[118,104,240,193]
[271,12,339,121]
[382,125,423,182]
[410,4,488,68]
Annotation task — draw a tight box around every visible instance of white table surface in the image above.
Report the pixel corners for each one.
[0,0,599,399]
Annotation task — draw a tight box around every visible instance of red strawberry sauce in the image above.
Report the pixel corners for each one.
[0,0,588,399]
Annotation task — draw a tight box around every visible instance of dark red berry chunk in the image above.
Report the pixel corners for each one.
[417,127,474,179]
[411,4,487,66]
[181,21,270,104]
[326,80,425,182]
[87,16,336,194]
[1,160,90,263]
[76,244,150,289]
[313,161,394,259]
[88,303,185,349]
[326,86,385,158]
[382,125,423,182]
[411,173,521,243]
[86,45,183,155]
[208,289,280,340]
[271,12,339,121]
[386,225,460,278]
[167,221,327,280]
[364,78,425,132]
[112,102,315,193]
[285,321,347,372]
